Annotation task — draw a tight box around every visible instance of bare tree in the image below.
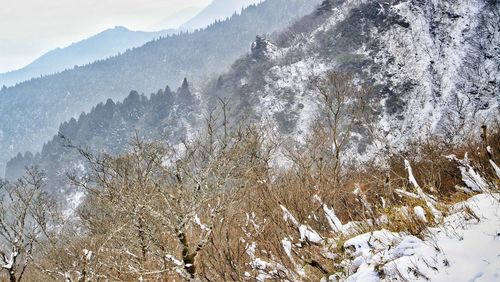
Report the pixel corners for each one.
[0,168,57,282]
[306,71,370,184]
[51,103,274,281]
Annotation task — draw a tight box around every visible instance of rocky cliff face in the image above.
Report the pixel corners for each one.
[207,0,499,155]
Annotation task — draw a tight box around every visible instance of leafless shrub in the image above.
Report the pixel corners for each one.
[0,168,59,282]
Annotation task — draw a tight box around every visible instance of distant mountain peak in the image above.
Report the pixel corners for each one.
[181,0,262,31]
[0,26,175,87]
[111,26,129,31]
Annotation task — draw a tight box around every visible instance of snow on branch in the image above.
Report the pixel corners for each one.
[447,154,489,192]
[280,204,323,244]
[314,195,343,233]
[395,189,420,199]
[489,160,500,179]
[323,205,343,233]
[280,205,300,227]
[404,160,442,222]
[404,159,420,190]
[1,249,17,270]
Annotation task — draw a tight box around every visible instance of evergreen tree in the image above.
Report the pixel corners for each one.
[181,78,189,91]
[251,35,267,55]
[177,78,194,107]
[216,76,224,90]
[316,0,335,16]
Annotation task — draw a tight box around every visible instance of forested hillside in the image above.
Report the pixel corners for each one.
[6,0,499,194]
[181,0,262,31]
[0,0,322,175]
[6,80,196,187]
[0,26,175,87]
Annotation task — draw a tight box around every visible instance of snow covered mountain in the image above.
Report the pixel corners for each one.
[1,1,498,280]
[181,0,263,31]
[6,0,498,190]
[206,0,499,152]
[0,26,175,87]
[0,0,321,176]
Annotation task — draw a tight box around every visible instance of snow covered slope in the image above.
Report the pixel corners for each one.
[241,156,499,281]
[343,193,500,281]
[0,0,322,177]
[207,0,499,154]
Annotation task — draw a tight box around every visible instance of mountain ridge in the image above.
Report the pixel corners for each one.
[181,0,262,31]
[5,0,498,195]
[0,0,323,175]
[0,26,175,87]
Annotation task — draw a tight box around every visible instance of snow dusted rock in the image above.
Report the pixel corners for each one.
[413,206,428,223]
[343,229,424,280]
[251,36,278,60]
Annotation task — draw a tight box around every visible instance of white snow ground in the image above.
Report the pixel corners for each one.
[343,193,500,281]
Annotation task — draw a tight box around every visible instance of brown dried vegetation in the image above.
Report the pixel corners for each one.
[1,73,498,281]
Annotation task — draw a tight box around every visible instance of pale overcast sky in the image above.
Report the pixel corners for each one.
[0,0,212,73]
